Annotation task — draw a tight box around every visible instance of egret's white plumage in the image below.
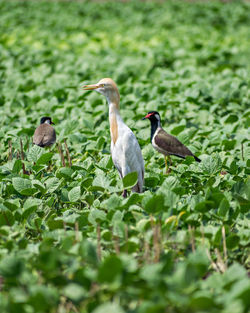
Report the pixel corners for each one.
[83,78,144,195]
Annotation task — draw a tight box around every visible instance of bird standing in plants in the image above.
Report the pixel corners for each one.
[83,78,144,197]
[143,111,200,173]
[33,116,56,147]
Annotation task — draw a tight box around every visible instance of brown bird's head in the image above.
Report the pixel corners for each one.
[40,117,54,125]
[83,78,120,108]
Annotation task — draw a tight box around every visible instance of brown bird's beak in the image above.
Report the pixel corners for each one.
[82,84,100,90]
[51,121,55,125]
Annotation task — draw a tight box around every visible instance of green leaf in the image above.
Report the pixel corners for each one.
[93,303,125,313]
[98,255,123,283]
[63,283,86,302]
[201,154,222,175]
[0,255,23,278]
[92,173,110,191]
[144,176,159,188]
[122,171,138,189]
[45,177,61,193]
[28,285,58,312]
[36,152,54,165]
[226,234,240,249]
[88,208,106,225]
[190,292,214,310]
[0,205,15,226]
[12,160,23,174]
[12,177,32,194]
[27,145,43,162]
[218,198,230,217]
[143,194,165,213]
[68,186,81,202]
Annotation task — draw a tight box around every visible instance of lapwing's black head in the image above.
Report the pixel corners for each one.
[142,111,161,123]
[40,117,54,125]
[143,111,162,141]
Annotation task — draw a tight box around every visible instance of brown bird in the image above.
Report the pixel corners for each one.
[143,111,201,172]
[33,117,56,147]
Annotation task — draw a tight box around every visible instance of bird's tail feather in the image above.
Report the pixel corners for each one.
[194,156,201,163]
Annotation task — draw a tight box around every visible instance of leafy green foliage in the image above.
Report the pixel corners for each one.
[0,0,249,313]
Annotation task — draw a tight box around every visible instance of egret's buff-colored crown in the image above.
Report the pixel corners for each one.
[98,78,120,108]
[83,77,120,108]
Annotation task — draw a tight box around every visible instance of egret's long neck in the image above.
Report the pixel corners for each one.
[108,100,122,145]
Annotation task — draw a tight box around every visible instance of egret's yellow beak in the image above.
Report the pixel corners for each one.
[82,84,99,90]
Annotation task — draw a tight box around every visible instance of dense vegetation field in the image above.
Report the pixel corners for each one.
[0,1,249,312]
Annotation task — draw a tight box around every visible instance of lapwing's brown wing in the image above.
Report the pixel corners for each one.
[33,124,56,147]
[154,129,197,159]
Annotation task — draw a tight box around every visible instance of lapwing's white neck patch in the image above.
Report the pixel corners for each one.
[44,120,51,124]
[155,114,161,127]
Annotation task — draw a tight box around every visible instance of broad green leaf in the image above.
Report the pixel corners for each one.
[98,255,123,283]
[122,171,138,189]
[143,194,165,213]
[0,255,23,278]
[93,303,125,313]
[88,208,106,225]
[12,177,32,194]
[36,152,54,165]
[27,145,43,162]
[0,205,15,226]
[68,186,81,202]
[201,154,222,175]
[218,198,230,217]
[63,283,86,302]
[45,177,61,193]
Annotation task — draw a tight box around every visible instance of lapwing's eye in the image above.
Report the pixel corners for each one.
[100,84,105,87]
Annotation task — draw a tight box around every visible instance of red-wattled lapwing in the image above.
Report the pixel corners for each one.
[33,116,56,147]
[143,111,201,172]
[83,78,144,197]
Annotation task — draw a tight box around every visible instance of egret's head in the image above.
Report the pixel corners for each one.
[83,78,120,107]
